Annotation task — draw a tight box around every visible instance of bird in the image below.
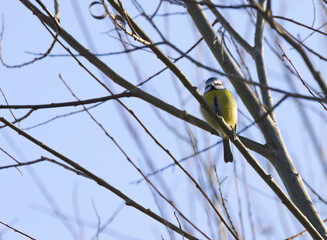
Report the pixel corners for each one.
[200,77,237,163]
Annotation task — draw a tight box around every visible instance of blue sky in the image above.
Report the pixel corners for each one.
[1,1,327,239]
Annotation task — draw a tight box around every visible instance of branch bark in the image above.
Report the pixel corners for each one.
[253,0,275,121]
[250,0,327,97]
[17,0,270,158]
[16,0,327,238]
[0,116,200,240]
[183,0,327,238]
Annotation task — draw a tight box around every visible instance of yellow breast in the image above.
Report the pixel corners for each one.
[201,89,237,137]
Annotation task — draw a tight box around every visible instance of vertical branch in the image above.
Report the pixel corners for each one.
[250,0,327,97]
[53,0,60,21]
[14,0,327,238]
[204,0,254,55]
[254,0,275,121]
[182,0,327,238]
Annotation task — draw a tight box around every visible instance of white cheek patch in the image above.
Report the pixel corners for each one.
[204,80,225,93]
[213,82,224,89]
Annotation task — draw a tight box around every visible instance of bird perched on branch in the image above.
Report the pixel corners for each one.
[201,77,237,163]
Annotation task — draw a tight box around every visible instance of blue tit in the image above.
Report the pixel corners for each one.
[201,77,237,163]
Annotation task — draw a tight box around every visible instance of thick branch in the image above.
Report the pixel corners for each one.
[17,0,270,158]
[17,0,326,238]
[204,0,254,55]
[0,116,199,240]
[183,0,327,238]
[250,0,327,97]
[254,0,275,121]
[105,0,325,238]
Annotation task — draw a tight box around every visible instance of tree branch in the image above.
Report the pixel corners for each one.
[182,0,326,238]
[250,0,327,97]
[17,0,326,238]
[0,116,199,240]
[0,92,134,109]
[254,0,275,121]
[204,0,254,55]
[16,0,271,159]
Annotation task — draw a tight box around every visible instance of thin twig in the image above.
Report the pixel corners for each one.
[0,156,90,178]
[0,109,34,129]
[174,212,185,240]
[0,116,200,240]
[303,179,327,205]
[250,0,327,96]
[0,88,16,120]
[273,16,327,37]
[0,221,35,240]
[58,73,211,240]
[90,203,124,240]
[0,92,134,109]
[214,167,239,238]
[21,103,101,130]
[0,147,22,175]
[277,43,327,111]
[285,219,327,240]
[0,16,58,68]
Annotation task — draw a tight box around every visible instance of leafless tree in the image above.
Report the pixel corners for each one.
[1,0,327,239]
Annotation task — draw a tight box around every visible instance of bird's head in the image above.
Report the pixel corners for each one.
[204,77,225,93]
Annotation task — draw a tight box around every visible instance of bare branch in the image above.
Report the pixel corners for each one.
[273,15,327,37]
[0,16,58,68]
[214,167,240,238]
[58,74,211,239]
[0,92,134,110]
[250,0,327,97]
[53,0,60,21]
[183,0,326,238]
[0,109,34,129]
[0,88,17,120]
[285,219,327,240]
[204,0,254,55]
[254,0,275,121]
[0,221,35,240]
[16,0,272,160]
[0,116,200,240]
[14,0,327,238]
[277,43,327,111]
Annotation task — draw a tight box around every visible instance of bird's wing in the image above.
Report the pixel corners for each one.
[213,96,222,116]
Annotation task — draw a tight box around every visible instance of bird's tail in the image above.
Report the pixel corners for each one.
[223,139,233,163]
